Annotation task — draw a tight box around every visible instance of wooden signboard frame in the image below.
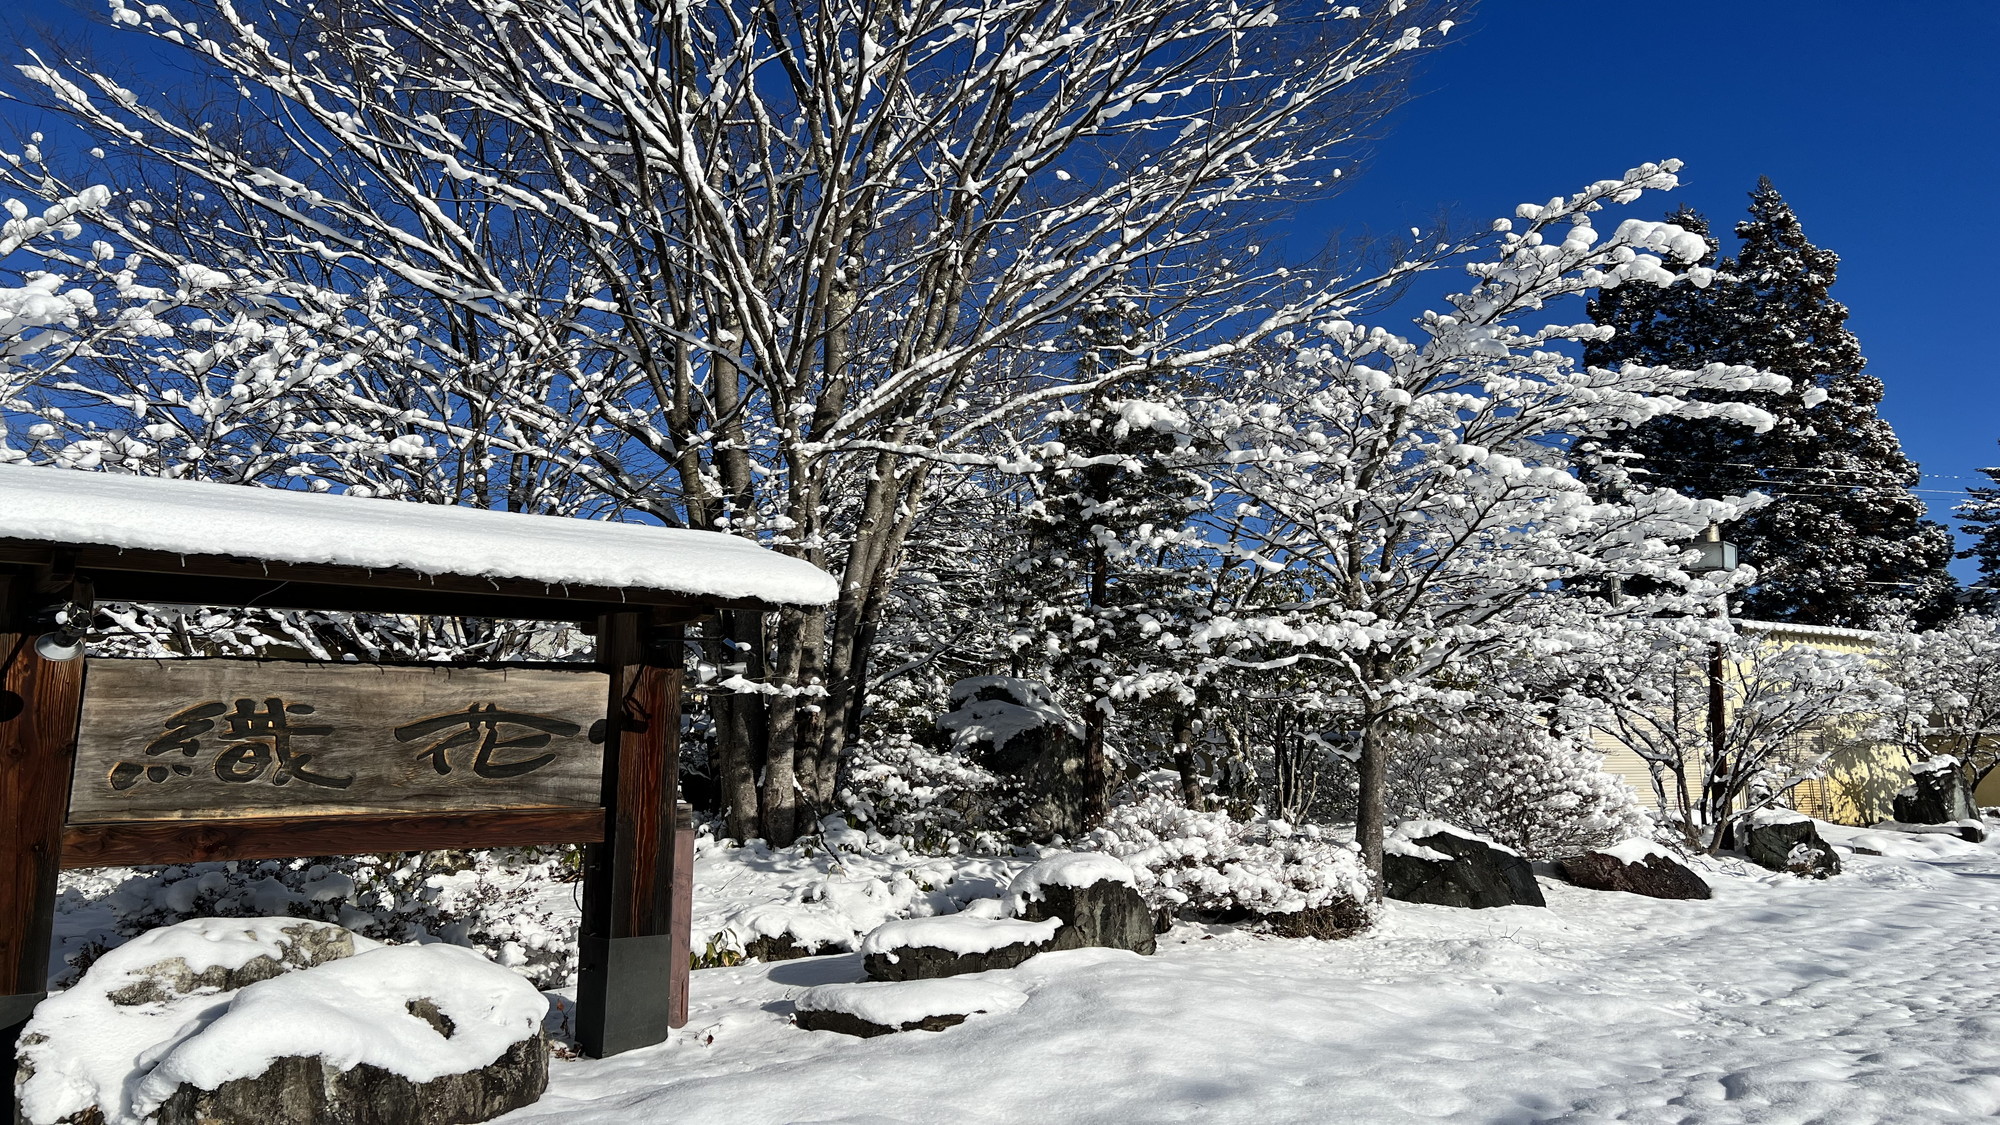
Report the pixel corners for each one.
[2,540,726,1114]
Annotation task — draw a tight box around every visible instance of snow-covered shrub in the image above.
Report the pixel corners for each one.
[841,732,1011,853]
[1081,781,1374,935]
[1389,718,1652,859]
[55,849,579,990]
[693,817,1024,966]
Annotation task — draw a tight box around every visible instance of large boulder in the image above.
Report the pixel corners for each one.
[1556,841,1711,900]
[1383,822,1546,909]
[14,920,548,1125]
[15,919,374,1125]
[860,915,1063,982]
[1741,811,1841,878]
[794,978,1027,1038]
[1006,854,1155,956]
[1893,756,1978,826]
[936,676,1088,840]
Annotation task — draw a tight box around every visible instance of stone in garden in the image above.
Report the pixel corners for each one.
[1383,821,1546,909]
[1742,811,1841,878]
[1556,840,1712,900]
[936,676,1088,840]
[1868,818,1987,844]
[14,919,549,1125]
[15,918,376,1125]
[148,943,548,1125]
[1006,853,1155,956]
[794,977,1028,1038]
[1893,756,1978,826]
[860,915,1064,982]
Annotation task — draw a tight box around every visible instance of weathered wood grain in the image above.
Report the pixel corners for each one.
[2,567,88,997]
[70,660,608,822]
[670,801,696,1029]
[59,807,606,868]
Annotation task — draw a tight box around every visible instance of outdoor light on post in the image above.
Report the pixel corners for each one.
[30,602,88,663]
[1687,525,1740,841]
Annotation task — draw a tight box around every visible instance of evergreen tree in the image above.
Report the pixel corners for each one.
[1008,298,1214,824]
[1959,456,2000,613]
[1586,179,1957,627]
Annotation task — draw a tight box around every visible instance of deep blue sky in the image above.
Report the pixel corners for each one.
[1286,1,2000,572]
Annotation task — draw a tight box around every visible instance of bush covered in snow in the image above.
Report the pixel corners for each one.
[1080,781,1374,935]
[840,732,1012,854]
[1388,718,1653,859]
[55,849,579,990]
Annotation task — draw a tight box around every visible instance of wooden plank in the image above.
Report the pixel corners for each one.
[670,801,696,1029]
[575,613,683,1058]
[59,807,605,868]
[3,565,89,1123]
[69,660,608,822]
[0,537,773,614]
[617,663,680,938]
[1,568,87,996]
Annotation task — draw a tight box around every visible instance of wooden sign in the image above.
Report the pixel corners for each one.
[70,660,608,822]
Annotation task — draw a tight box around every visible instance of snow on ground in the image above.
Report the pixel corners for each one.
[517,824,2000,1125]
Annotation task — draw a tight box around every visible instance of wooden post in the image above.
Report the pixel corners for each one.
[670,800,696,1029]
[575,614,685,1057]
[2,564,88,1117]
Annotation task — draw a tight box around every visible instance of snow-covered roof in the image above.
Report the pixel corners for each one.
[0,464,837,608]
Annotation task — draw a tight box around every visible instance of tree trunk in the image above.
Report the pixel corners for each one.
[760,605,808,846]
[713,609,766,842]
[1174,713,1204,811]
[1354,713,1388,898]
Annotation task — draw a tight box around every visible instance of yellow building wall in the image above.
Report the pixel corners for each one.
[1976,771,2000,811]
[1592,621,1909,829]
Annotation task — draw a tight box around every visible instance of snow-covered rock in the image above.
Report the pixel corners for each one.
[1894,756,1978,826]
[793,977,1028,1038]
[1007,854,1155,955]
[936,676,1088,840]
[14,918,375,1125]
[1383,822,1545,910]
[1741,813,1841,879]
[861,915,1063,982]
[1556,840,1711,900]
[13,919,548,1125]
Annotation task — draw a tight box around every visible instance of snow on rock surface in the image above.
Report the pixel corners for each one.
[1600,838,1675,865]
[0,462,837,606]
[1392,819,1521,857]
[794,977,1028,1028]
[15,918,377,1125]
[1005,852,1136,910]
[131,942,546,1115]
[859,916,1063,958]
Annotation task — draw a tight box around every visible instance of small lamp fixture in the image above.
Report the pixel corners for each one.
[1688,524,1738,575]
[32,602,89,663]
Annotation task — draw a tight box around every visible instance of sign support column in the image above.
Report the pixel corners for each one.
[575,612,686,1057]
[2,563,87,1119]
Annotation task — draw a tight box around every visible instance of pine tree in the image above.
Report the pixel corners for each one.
[1959,458,2000,613]
[1586,179,1957,627]
[1008,298,1212,824]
